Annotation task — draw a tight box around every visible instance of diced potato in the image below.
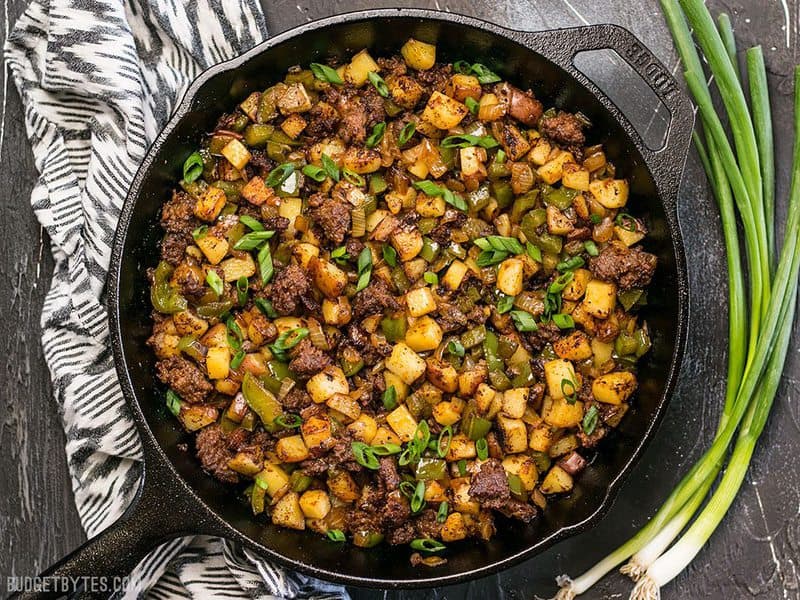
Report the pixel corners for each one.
[241,175,274,206]
[406,287,437,317]
[347,413,378,444]
[272,491,306,530]
[301,415,332,449]
[387,74,424,109]
[583,279,617,319]
[326,393,361,421]
[445,74,482,102]
[194,187,227,222]
[433,398,465,426]
[220,254,256,282]
[440,512,469,542]
[537,150,575,185]
[593,371,637,405]
[401,38,436,70]
[544,359,577,400]
[201,322,228,348]
[275,435,310,463]
[299,489,331,520]
[327,471,361,502]
[206,346,230,380]
[227,451,263,476]
[221,138,251,170]
[460,146,487,177]
[321,296,352,326]
[371,426,402,446]
[589,178,629,208]
[422,91,468,129]
[404,316,443,352]
[615,225,645,247]
[496,415,528,453]
[306,365,349,403]
[529,423,555,452]
[528,138,552,165]
[446,434,477,461]
[239,91,260,121]
[391,229,424,262]
[415,193,446,218]
[459,364,488,397]
[502,387,529,419]
[196,234,229,265]
[342,146,382,174]
[272,316,305,335]
[345,49,379,85]
[426,358,459,393]
[424,480,448,503]
[450,478,480,515]
[292,242,320,269]
[548,433,579,458]
[561,268,592,301]
[546,205,574,235]
[554,331,593,361]
[442,260,469,290]
[309,257,348,299]
[385,342,427,384]
[496,257,524,296]
[384,371,410,402]
[386,404,418,442]
[276,198,301,237]
[256,463,290,499]
[280,113,307,139]
[540,465,574,494]
[474,383,497,414]
[178,405,218,431]
[543,396,584,428]
[561,162,590,191]
[502,454,538,491]
[173,310,209,337]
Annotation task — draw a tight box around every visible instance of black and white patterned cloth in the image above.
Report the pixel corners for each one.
[5,1,348,597]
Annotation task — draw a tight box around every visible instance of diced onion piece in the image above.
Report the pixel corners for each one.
[351,206,366,237]
[278,377,296,401]
[307,317,329,351]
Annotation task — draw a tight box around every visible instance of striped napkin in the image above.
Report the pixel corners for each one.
[4,0,347,597]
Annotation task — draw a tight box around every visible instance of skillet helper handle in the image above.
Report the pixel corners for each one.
[531,23,694,200]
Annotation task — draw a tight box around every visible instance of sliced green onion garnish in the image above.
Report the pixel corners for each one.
[366,121,386,148]
[255,298,277,318]
[410,538,446,553]
[383,244,398,267]
[410,480,426,513]
[264,163,295,188]
[230,349,245,370]
[441,134,499,149]
[327,529,346,542]
[557,256,585,271]
[582,405,599,436]
[352,441,380,470]
[436,501,449,523]
[437,425,453,458]
[382,385,398,410]
[206,270,223,296]
[310,62,343,85]
[275,413,302,428]
[321,153,340,181]
[166,389,182,416]
[584,240,599,256]
[302,164,327,182]
[475,437,489,460]
[465,96,479,115]
[561,378,578,404]
[342,167,366,186]
[192,225,207,240]
[510,309,538,332]
[258,243,273,284]
[355,247,372,292]
[183,151,204,183]
[239,215,264,231]
[233,230,275,251]
[367,71,389,97]
[552,313,575,329]
[398,122,416,146]
[447,340,465,357]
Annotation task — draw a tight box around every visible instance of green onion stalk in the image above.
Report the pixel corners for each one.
[552,2,799,598]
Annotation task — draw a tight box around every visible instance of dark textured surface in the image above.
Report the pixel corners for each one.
[2,1,799,599]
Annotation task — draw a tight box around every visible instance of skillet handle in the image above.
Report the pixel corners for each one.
[524,23,694,200]
[8,452,216,599]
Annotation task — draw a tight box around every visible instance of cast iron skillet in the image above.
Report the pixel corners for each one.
[17,9,692,598]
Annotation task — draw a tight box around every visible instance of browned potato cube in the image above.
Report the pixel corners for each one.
[445,74,482,102]
[241,176,274,206]
[194,187,227,222]
[280,113,307,139]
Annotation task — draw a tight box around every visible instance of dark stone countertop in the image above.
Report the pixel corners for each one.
[1,1,798,598]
